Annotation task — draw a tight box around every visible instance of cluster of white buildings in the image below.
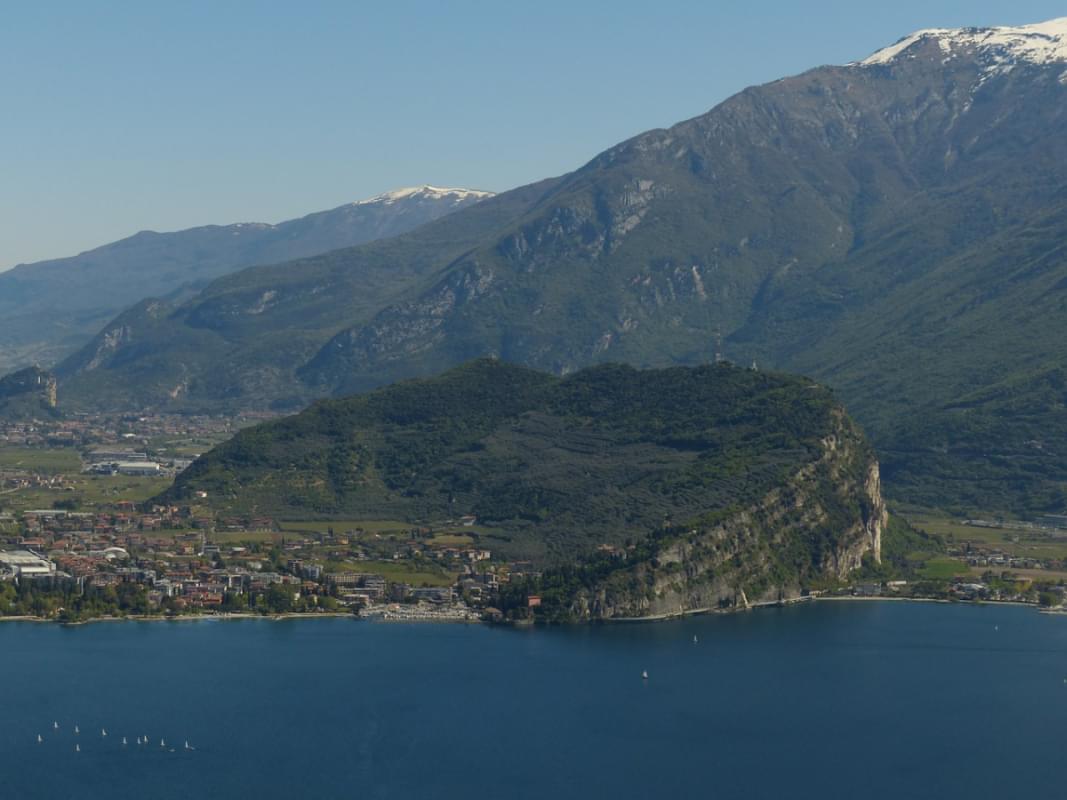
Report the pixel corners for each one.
[0,549,56,580]
[86,449,162,476]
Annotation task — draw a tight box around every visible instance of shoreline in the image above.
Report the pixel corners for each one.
[0,611,360,626]
[605,594,1042,623]
[0,596,1050,627]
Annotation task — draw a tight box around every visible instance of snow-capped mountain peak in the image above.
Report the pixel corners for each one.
[857,17,1067,70]
[351,185,495,207]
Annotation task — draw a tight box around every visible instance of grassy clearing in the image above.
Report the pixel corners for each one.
[278,519,413,535]
[0,445,175,513]
[911,516,1015,540]
[214,531,284,544]
[918,557,971,580]
[0,447,81,473]
[908,515,1067,560]
[971,566,1067,582]
[429,534,475,547]
[0,475,172,512]
[325,558,456,587]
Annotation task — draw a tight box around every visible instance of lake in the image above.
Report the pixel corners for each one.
[2,600,1066,799]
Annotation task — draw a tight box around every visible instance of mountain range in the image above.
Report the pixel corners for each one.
[44,18,1067,512]
[0,186,492,372]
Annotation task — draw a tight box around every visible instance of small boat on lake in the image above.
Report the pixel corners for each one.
[37,734,43,743]
[642,670,649,680]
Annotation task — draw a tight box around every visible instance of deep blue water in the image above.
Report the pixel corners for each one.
[2,601,1067,799]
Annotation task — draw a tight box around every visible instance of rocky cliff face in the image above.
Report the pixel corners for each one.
[568,411,886,621]
[0,366,58,418]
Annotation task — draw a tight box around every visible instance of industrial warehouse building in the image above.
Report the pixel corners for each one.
[87,461,162,476]
[0,550,56,580]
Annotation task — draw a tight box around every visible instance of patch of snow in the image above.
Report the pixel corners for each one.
[855,17,1067,71]
[350,185,495,207]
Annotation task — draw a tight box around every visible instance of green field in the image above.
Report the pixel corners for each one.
[279,519,413,536]
[212,531,284,544]
[429,534,475,547]
[325,558,456,587]
[0,445,176,513]
[908,514,1067,560]
[917,557,971,580]
[0,447,81,473]
[0,475,172,512]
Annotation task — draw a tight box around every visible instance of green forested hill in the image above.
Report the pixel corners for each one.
[162,360,880,565]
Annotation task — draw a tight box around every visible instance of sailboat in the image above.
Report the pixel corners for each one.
[642,670,649,680]
[693,635,698,643]
[37,734,43,743]
[53,721,59,730]
[101,728,107,737]
[160,738,166,748]
[74,744,80,753]
[74,725,79,735]
[184,740,192,751]
[122,737,128,745]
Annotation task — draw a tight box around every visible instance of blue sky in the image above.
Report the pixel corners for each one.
[2,0,1064,269]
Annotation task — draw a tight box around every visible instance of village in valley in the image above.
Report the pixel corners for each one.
[0,413,540,623]
[3,412,1067,623]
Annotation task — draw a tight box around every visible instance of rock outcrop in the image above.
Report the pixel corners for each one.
[0,366,58,418]
[567,410,886,621]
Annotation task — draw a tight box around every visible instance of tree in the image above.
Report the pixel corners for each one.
[264,584,293,613]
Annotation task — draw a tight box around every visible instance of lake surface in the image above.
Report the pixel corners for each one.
[2,601,1067,799]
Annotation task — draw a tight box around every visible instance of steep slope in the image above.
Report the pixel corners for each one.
[0,186,492,372]
[162,360,885,577]
[0,366,58,419]
[63,19,1067,511]
[55,180,556,411]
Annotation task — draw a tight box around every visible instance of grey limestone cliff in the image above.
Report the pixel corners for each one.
[567,411,886,621]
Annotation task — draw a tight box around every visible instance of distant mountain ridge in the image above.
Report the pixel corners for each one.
[858,17,1067,68]
[57,18,1067,512]
[0,185,493,372]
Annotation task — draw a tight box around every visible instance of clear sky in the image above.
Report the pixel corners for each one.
[2,0,1064,270]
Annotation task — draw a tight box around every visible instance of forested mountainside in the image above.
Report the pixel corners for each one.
[63,20,1067,513]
